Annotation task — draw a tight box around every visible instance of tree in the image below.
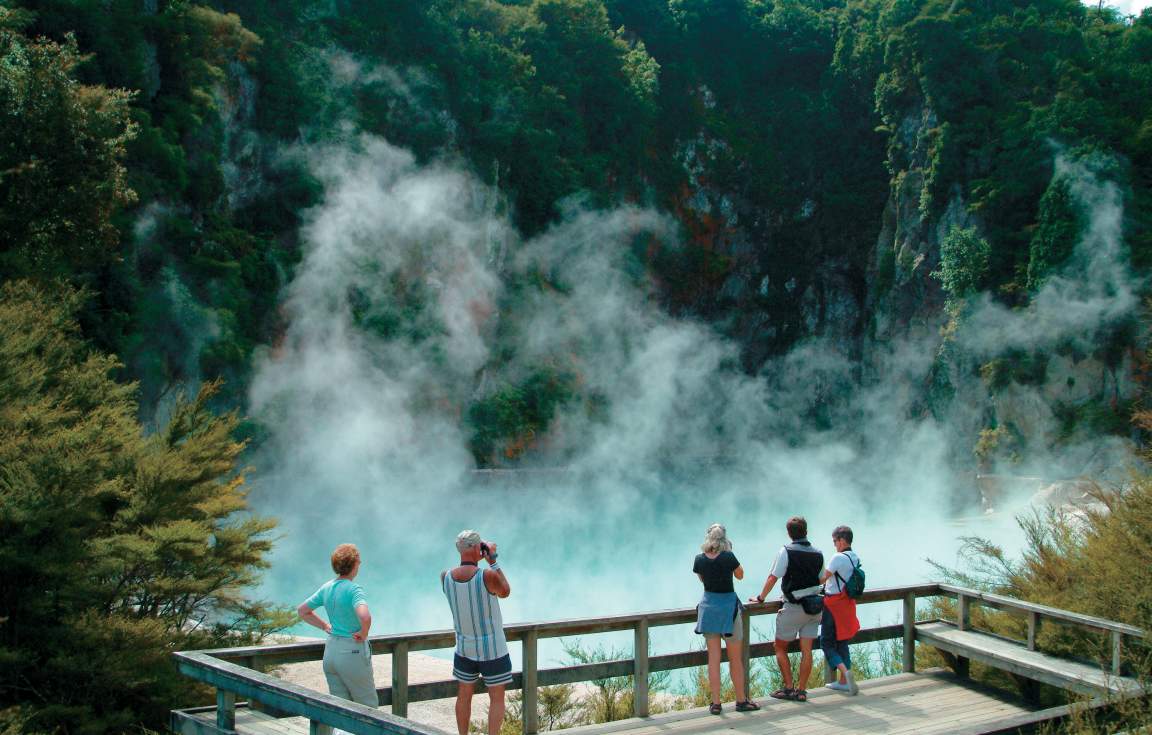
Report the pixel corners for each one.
[0,281,285,733]
[933,226,991,299]
[0,28,136,279]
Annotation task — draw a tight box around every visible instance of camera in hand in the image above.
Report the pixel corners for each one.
[480,542,490,557]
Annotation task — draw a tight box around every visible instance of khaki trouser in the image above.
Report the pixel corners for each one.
[322,635,377,706]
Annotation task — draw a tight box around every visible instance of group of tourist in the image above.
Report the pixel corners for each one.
[297,518,863,735]
[693,516,863,713]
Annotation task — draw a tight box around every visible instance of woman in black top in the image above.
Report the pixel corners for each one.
[693,524,758,713]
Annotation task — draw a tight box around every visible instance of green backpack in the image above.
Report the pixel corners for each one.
[835,554,865,599]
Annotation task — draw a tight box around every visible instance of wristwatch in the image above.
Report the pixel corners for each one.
[488,553,499,563]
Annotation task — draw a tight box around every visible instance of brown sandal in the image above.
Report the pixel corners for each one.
[709,703,722,715]
[793,689,808,702]
[769,688,793,700]
[735,700,760,711]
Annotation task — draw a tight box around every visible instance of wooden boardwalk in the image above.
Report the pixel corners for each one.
[170,584,1146,735]
[175,670,1058,735]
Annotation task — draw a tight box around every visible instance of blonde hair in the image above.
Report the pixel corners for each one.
[701,523,732,554]
[331,543,360,576]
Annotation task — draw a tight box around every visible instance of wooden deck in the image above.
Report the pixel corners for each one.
[917,621,1145,698]
[171,584,1147,735]
[174,669,1064,735]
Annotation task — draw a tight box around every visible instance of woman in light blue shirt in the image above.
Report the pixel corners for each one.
[298,543,377,706]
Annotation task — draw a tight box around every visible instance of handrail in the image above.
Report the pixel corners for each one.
[203,584,940,665]
[172,581,1146,734]
[173,650,451,735]
[938,584,1145,637]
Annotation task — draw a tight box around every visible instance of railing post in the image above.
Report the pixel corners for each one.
[216,689,236,731]
[957,592,971,631]
[523,630,539,735]
[1027,611,1039,651]
[310,721,334,735]
[741,612,752,699]
[902,592,916,673]
[392,641,409,718]
[633,619,649,718]
[1112,631,1123,676]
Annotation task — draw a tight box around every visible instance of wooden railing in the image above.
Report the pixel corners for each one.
[174,583,937,734]
[938,584,1146,675]
[171,582,1145,735]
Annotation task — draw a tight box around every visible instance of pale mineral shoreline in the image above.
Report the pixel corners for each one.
[273,636,461,731]
[268,636,684,732]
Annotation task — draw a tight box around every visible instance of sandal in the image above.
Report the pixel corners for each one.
[793,690,808,702]
[735,700,760,712]
[709,703,722,715]
[769,688,793,700]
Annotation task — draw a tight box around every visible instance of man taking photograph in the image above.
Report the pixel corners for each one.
[441,530,511,735]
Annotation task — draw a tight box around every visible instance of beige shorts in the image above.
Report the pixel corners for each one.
[703,613,744,641]
[775,602,820,640]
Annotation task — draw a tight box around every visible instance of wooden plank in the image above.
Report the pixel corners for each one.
[392,642,409,717]
[938,584,1145,638]
[632,620,648,719]
[367,623,907,705]
[206,585,942,665]
[903,592,916,673]
[522,630,539,735]
[552,670,1037,735]
[174,651,451,735]
[217,689,236,730]
[916,621,1145,698]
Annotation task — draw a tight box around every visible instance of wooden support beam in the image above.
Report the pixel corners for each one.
[902,592,916,673]
[633,619,649,719]
[522,631,539,735]
[740,613,751,699]
[1027,611,1039,651]
[955,656,970,679]
[1112,631,1123,676]
[392,642,409,718]
[957,593,971,631]
[310,720,334,735]
[216,689,235,731]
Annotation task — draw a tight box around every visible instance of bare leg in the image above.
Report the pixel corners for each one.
[455,683,474,735]
[774,639,793,689]
[837,662,849,684]
[797,638,814,691]
[725,639,746,701]
[706,636,723,703]
[487,685,506,735]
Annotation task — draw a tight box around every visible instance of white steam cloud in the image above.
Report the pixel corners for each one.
[247,134,1136,666]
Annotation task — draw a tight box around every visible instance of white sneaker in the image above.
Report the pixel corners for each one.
[825,681,850,692]
[845,670,859,696]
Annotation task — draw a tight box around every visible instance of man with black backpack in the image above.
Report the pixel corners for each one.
[749,516,824,703]
[820,525,863,695]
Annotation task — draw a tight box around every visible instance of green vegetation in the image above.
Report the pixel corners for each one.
[1,0,1151,726]
[930,411,1152,731]
[934,226,992,299]
[1,0,1150,432]
[0,282,287,733]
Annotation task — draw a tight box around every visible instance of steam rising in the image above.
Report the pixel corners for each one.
[248,133,1138,650]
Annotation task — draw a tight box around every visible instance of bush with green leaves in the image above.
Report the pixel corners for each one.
[0,281,288,734]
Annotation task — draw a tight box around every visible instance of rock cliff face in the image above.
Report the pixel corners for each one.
[670,96,1142,479]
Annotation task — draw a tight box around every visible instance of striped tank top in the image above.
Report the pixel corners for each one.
[442,568,508,661]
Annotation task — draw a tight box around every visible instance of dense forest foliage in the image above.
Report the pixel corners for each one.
[2,0,1150,459]
[1,0,1151,730]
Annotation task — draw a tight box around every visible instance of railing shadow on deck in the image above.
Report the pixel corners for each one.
[171,582,1146,735]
